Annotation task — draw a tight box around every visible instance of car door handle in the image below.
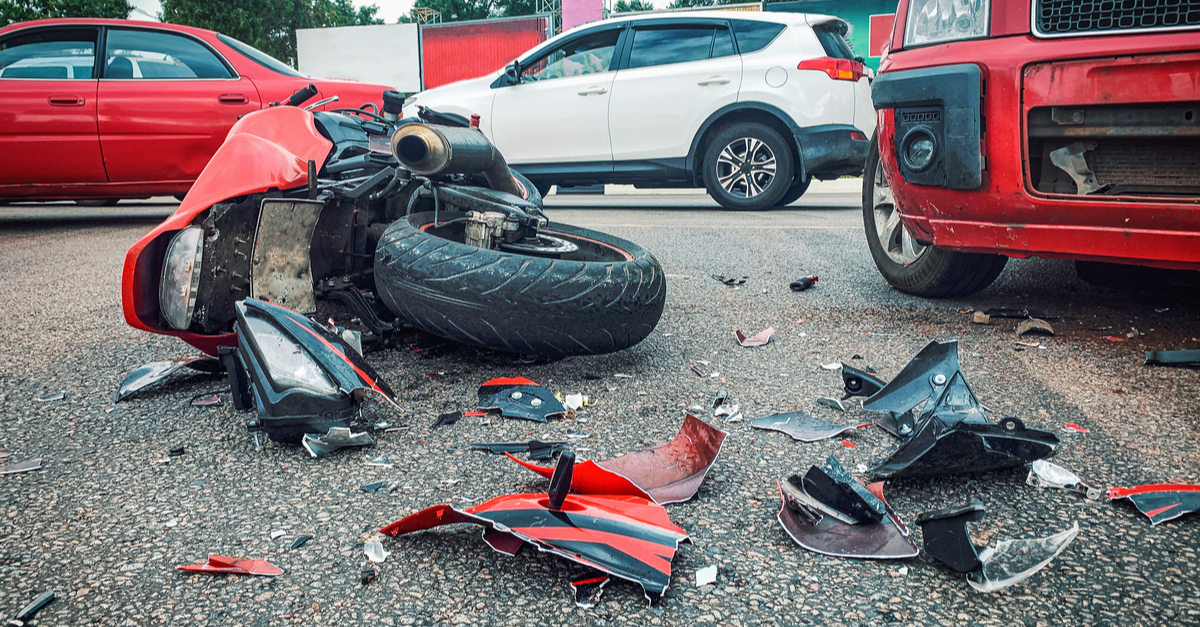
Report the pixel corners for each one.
[697,76,731,86]
[218,93,248,104]
[577,87,608,96]
[48,95,84,106]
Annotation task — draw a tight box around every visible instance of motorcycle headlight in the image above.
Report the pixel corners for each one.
[159,226,204,331]
[904,0,990,47]
[243,314,338,396]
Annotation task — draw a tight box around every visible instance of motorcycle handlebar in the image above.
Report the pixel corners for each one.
[285,84,319,107]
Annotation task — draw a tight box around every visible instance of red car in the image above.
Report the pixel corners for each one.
[0,18,392,204]
[864,0,1200,296]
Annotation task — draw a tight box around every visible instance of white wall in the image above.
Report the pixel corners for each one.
[297,23,421,93]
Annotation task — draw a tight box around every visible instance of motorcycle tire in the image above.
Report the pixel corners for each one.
[374,211,666,357]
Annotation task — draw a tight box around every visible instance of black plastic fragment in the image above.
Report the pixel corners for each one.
[360,565,377,585]
[477,383,567,423]
[916,502,986,573]
[470,440,568,460]
[10,589,55,625]
[361,481,386,493]
[290,535,312,550]
[548,451,576,511]
[711,274,747,286]
[863,340,960,414]
[1144,349,1200,366]
[433,411,463,427]
[168,445,185,457]
[801,457,886,524]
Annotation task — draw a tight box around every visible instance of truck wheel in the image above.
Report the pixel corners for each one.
[373,212,666,358]
[863,135,1006,297]
[703,122,793,211]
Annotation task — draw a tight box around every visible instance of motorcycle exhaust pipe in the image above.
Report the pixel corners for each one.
[390,122,523,198]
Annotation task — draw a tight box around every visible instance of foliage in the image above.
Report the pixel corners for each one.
[1,0,131,25]
[612,0,654,12]
[160,0,382,67]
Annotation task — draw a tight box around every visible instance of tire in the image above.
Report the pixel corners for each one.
[862,134,1006,297]
[75,198,119,207]
[373,211,666,357]
[703,122,794,211]
[775,174,812,207]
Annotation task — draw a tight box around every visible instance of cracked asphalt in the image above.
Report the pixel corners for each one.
[1,192,1197,626]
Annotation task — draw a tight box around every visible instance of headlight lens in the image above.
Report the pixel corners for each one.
[905,0,990,47]
[244,314,338,396]
[159,227,204,331]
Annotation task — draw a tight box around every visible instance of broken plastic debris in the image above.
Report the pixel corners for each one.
[776,473,918,560]
[555,392,592,411]
[190,394,222,407]
[862,340,959,415]
[1062,424,1089,433]
[168,445,185,457]
[508,415,727,504]
[114,358,220,402]
[985,307,1050,320]
[361,481,386,493]
[749,410,868,443]
[1026,460,1102,500]
[820,362,842,370]
[1144,349,1200,366]
[735,327,774,347]
[711,274,747,286]
[695,565,718,587]
[301,427,375,458]
[1108,484,1200,525]
[364,536,390,563]
[916,502,1078,593]
[471,440,567,461]
[816,397,847,412]
[269,530,286,539]
[178,555,283,577]
[840,364,887,401]
[714,402,739,419]
[361,565,377,585]
[571,573,610,608]
[0,459,41,475]
[972,311,991,325]
[477,377,567,423]
[567,432,590,439]
[789,275,818,292]
[691,363,710,377]
[433,411,463,427]
[712,388,729,412]
[8,590,55,626]
[613,373,634,379]
[383,453,689,604]
[35,392,64,402]
[290,535,312,550]
[1015,318,1055,337]
[803,457,885,523]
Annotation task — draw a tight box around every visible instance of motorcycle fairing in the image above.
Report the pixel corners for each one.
[1108,484,1200,525]
[114,357,221,402]
[471,440,568,460]
[122,107,334,354]
[506,415,727,504]
[749,410,870,443]
[863,341,960,414]
[229,298,396,443]
[477,377,567,422]
[178,555,283,577]
[776,477,918,560]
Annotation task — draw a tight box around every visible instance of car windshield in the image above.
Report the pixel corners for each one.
[217,33,305,77]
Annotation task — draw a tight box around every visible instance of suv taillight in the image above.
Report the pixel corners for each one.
[798,58,865,82]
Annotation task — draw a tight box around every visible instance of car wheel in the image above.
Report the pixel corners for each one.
[75,199,120,207]
[703,123,793,211]
[862,135,1006,297]
[775,174,812,207]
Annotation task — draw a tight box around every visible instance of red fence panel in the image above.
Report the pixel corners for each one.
[421,17,549,90]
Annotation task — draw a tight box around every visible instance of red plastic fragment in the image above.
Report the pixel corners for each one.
[840,440,857,448]
[480,376,539,387]
[1063,424,1090,433]
[464,411,488,417]
[178,555,283,577]
[1104,336,1125,342]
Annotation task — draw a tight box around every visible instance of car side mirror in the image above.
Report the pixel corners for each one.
[502,61,521,86]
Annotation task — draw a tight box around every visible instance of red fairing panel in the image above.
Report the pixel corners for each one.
[120,107,333,354]
[178,555,283,576]
[382,493,688,603]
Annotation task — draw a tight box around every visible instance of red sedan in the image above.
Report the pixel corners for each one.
[0,18,393,203]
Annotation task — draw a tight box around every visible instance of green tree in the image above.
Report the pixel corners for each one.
[399,0,490,23]
[612,0,653,11]
[160,0,381,67]
[1,0,130,25]
[493,0,537,18]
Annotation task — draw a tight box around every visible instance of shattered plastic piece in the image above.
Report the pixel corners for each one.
[433,411,463,427]
[35,392,64,402]
[789,275,818,291]
[562,393,586,411]
[0,459,41,475]
[714,403,739,419]
[367,457,393,468]
[463,411,487,417]
[916,503,1078,593]
[695,565,717,587]
[364,536,390,563]
[817,397,847,411]
[302,427,375,458]
[478,377,568,423]
[711,274,747,286]
[383,453,689,604]
[984,307,1050,320]
[471,440,568,461]
[841,364,887,400]
[290,535,312,550]
[508,415,727,504]
[8,590,55,627]
[190,394,222,407]
[1027,460,1102,500]
[750,410,869,443]
[691,363,709,377]
[178,555,283,577]
[1016,318,1055,337]
[361,481,386,493]
[613,373,634,379]
[1144,349,1200,366]
[840,440,857,448]
[1014,341,1041,348]
[712,388,729,412]
[820,362,842,370]
[735,327,774,347]
[360,565,377,585]
[802,457,885,523]
[115,358,221,403]
[567,432,589,439]
[168,445,185,457]
[972,311,991,325]
[1062,424,1089,433]
[571,574,610,608]
[269,530,286,539]
[776,475,918,560]
[1108,484,1200,525]
[872,410,915,439]
[863,340,960,414]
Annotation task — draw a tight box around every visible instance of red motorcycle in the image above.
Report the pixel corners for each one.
[120,87,665,441]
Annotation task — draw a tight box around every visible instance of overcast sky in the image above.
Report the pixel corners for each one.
[354,0,669,23]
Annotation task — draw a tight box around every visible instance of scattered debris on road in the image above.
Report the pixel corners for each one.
[178,555,283,577]
[750,410,868,443]
[1027,460,1103,500]
[302,427,375,458]
[7,590,55,627]
[433,411,463,427]
[789,276,818,292]
[695,565,717,587]
[477,377,567,422]
[115,358,221,402]
[1016,318,1055,337]
[1108,484,1200,525]
[735,327,774,347]
[472,440,567,460]
[1144,349,1200,367]
[0,459,41,475]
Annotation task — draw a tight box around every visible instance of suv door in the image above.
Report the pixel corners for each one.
[608,20,742,162]
[97,27,260,183]
[490,25,624,166]
[0,26,106,186]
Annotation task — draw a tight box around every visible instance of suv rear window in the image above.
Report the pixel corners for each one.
[814,23,855,60]
[731,20,786,54]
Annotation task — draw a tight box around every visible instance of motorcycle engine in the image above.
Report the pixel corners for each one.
[464,211,521,250]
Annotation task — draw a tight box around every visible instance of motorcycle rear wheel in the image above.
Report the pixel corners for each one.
[374,211,666,357]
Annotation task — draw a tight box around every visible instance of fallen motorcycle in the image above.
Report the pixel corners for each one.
[121,88,666,359]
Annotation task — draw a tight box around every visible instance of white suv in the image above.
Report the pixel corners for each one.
[405,11,874,210]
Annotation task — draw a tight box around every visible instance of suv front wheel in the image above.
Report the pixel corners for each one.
[863,135,1006,297]
[703,123,793,211]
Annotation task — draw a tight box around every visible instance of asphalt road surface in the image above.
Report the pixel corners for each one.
[1,192,1197,626]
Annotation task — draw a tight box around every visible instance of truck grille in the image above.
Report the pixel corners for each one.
[1036,0,1200,35]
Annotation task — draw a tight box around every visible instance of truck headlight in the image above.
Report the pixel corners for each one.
[159,226,204,331]
[905,0,990,47]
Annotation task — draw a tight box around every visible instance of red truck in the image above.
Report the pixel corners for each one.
[864,0,1199,295]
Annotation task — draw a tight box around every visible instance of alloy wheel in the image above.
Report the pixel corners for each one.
[715,137,777,199]
[872,158,927,266]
